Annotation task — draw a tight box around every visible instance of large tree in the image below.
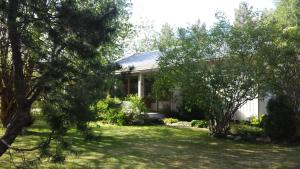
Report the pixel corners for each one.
[156,7,265,136]
[0,0,130,157]
[259,0,300,114]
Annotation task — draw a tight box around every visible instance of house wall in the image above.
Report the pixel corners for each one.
[234,99,259,121]
[120,72,270,121]
[150,93,269,121]
[258,97,271,116]
[234,97,269,121]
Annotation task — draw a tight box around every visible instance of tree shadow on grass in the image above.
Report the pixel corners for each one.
[1,123,300,169]
[63,126,300,169]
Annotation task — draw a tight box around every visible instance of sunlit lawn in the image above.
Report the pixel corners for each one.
[0,119,300,169]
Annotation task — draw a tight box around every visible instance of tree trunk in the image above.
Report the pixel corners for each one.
[0,0,11,128]
[0,108,31,156]
[0,88,15,127]
[0,0,32,157]
[0,98,13,127]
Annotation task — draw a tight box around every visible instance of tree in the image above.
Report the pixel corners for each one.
[123,19,159,55]
[0,0,130,157]
[255,0,300,116]
[274,0,300,26]
[156,10,262,136]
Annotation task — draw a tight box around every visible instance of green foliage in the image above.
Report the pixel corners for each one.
[230,123,264,137]
[96,97,127,125]
[156,1,300,137]
[163,118,179,124]
[102,110,127,126]
[249,115,265,127]
[123,19,159,54]
[275,0,300,26]
[264,95,297,141]
[124,94,149,124]
[191,120,208,128]
[156,10,259,136]
[95,95,150,125]
[177,98,207,120]
[0,0,132,158]
[256,0,300,114]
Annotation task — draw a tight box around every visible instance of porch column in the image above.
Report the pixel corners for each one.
[138,73,144,98]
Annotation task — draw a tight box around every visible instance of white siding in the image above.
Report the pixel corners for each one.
[258,97,271,116]
[234,99,259,121]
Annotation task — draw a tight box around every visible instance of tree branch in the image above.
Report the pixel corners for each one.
[8,130,54,152]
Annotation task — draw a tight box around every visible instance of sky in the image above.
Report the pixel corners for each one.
[130,0,276,30]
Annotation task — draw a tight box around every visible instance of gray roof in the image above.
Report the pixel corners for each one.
[116,51,161,73]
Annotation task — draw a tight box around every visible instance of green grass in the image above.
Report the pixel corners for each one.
[0,120,300,169]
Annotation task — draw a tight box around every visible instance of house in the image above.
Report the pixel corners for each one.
[116,51,269,121]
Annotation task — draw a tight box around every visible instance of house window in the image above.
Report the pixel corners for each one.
[122,75,138,95]
[129,76,138,94]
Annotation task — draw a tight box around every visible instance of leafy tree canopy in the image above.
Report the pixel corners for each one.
[156,12,260,135]
[0,0,131,160]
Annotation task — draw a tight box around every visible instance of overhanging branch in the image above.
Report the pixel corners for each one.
[3,130,54,152]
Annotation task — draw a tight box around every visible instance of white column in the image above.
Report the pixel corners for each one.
[138,73,144,98]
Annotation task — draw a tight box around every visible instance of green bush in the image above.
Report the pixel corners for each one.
[163,118,179,124]
[230,122,264,137]
[191,120,208,128]
[95,96,127,125]
[124,94,149,124]
[264,95,297,141]
[249,115,264,127]
[178,99,207,120]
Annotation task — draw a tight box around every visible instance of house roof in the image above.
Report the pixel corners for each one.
[116,51,161,73]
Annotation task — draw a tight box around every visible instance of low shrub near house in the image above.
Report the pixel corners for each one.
[249,115,265,127]
[95,95,150,125]
[191,120,208,128]
[178,99,207,120]
[264,95,297,141]
[230,122,264,137]
[95,97,127,125]
[163,118,179,124]
[124,94,149,124]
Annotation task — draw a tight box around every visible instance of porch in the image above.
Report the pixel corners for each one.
[119,72,177,112]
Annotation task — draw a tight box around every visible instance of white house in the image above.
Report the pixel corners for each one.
[116,51,268,121]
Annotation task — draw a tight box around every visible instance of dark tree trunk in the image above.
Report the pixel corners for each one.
[0,94,15,127]
[0,71,15,127]
[0,0,11,128]
[0,0,32,157]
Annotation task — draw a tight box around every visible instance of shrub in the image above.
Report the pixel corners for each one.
[191,120,208,128]
[249,115,264,127]
[230,122,263,137]
[264,95,297,141]
[124,94,149,124]
[163,118,179,124]
[178,99,207,120]
[95,96,127,125]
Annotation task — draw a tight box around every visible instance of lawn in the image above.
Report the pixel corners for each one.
[0,120,300,169]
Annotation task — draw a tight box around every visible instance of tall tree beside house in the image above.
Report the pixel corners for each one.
[253,0,300,139]
[260,0,300,114]
[123,19,159,55]
[0,0,131,157]
[274,0,300,26]
[152,23,176,101]
[157,9,264,136]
